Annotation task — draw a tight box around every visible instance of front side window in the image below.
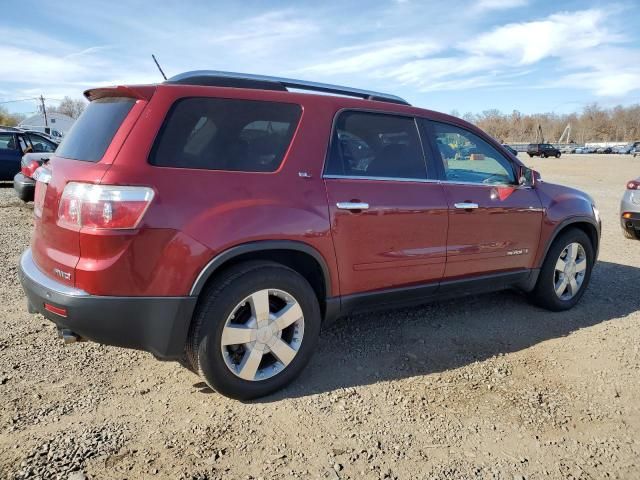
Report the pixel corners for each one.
[325,111,427,180]
[430,121,516,185]
[150,98,301,172]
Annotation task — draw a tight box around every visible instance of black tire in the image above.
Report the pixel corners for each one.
[529,228,594,311]
[623,227,640,240]
[555,152,561,158]
[528,153,534,158]
[186,261,321,400]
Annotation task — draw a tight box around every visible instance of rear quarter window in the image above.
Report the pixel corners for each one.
[55,97,135,162]
[149,97,301,172]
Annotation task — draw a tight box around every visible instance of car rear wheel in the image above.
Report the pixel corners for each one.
[529,229,594,311]
[186,261,321,400]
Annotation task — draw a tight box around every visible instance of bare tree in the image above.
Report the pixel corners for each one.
[49,97,87,119]
[471,103,640,143]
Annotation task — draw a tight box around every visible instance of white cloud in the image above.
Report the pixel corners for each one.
[474,0,528,11]
[461,9,617,64]
[297,39,441,75]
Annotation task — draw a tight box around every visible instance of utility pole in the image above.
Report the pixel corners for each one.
[40,95,48,127]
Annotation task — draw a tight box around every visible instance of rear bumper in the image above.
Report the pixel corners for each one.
[19,249,197,359]
[621,212,640,233]
[13,173,35,202]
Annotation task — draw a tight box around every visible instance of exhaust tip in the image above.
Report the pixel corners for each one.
[59,329,82,344]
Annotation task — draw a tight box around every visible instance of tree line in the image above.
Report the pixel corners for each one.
[453,104,640,144]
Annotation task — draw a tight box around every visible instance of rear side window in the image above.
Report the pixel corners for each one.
[325,111,427,180]
[149,98,301,172]
[56,97,135,162]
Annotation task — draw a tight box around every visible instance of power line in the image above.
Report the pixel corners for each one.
[0,97,68,105]
[0,97,40,105]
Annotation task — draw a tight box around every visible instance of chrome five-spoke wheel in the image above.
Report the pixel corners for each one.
[221,289,304,381]
[554,242,587,300]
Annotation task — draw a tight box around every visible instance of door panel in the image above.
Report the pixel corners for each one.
[324,110,448,296]
[423,119,543,279]
[442,183,542,278]
[0,132,22,179]
[325,178,448,295]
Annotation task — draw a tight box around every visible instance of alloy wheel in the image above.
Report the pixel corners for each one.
[220,289,304,381]
[554,242,587,300]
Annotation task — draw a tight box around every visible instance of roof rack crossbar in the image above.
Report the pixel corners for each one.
[166,70,410,106]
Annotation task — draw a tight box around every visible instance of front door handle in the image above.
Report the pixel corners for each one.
[454,202,479,210]
[336,201,370,211]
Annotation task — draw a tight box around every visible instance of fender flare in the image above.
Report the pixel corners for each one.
[538,215,600,268]
[189,240,333,297]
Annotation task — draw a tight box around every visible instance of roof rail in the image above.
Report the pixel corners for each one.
[166,70,410,106]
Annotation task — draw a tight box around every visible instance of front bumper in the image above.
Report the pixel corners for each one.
[19,249,197,359]
[13,172,35,202]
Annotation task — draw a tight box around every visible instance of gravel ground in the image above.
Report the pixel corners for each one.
[0,154,639,479]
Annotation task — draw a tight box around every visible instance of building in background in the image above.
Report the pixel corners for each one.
[18,112,75,139]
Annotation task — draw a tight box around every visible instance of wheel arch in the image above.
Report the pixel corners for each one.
[539,217,600,268]
[190,241,337,321]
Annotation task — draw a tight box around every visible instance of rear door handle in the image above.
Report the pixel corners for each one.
[454,202,479,210]
[336,202,370,211]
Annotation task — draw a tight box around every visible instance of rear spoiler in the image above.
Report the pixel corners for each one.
[84,85,156,102]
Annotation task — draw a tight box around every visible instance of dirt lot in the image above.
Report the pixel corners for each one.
[0,154,639,480]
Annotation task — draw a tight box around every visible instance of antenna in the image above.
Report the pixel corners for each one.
[152,54,167,80]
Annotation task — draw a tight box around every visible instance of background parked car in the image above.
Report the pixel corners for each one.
[0,130,58,180]
[527,143,561,158]
[621,178,640,239]
[596,147,613,154]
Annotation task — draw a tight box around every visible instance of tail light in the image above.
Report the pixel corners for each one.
[627,180,640,190]
[21,159,41,178]
[58,183,154,230]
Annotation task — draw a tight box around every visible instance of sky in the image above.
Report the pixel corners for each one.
[1,0,640,116]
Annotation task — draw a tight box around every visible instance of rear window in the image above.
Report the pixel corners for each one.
[56,97,135,162]
[149,97,301,172]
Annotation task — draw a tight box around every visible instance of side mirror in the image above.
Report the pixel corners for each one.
[518,166,537,187]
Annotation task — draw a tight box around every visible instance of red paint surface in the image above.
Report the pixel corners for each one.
[30,82,597,299]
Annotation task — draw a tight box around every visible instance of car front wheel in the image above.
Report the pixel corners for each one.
[187,261,321,400]
[529,229,594,311]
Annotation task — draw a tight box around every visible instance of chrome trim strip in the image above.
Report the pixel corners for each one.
[322,174,526,188]
[20,249,88,297]
[439,179,521,188]
[323,174,438,183]
[167,71,410,105]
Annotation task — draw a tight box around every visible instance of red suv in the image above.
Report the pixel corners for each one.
[19,71,601,399]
